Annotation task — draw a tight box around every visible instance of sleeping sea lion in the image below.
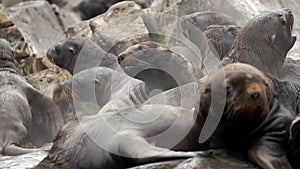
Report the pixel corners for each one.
[222,8,296,77]
[0,38,64,155]
[46,36,118,75]
[34,63,294,169]
[118,41,201,91]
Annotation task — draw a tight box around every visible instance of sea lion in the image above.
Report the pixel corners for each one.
[118,41,201,91]
[222,8,296,77]
[280,57,300,83]
[72,0,122,20]
[180,12,237,33]
[53,66,150,122]
[289,115,300,169]
[0,38,64,155]
[46,36,118,75]
[34,63,294,169]
[203,25,241,59]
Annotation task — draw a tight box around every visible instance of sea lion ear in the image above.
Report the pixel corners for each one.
[271,34,276,47]
[24,86,65,147]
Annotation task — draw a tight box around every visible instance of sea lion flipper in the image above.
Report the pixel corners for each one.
[3,144,39,156]
[111,130,199,166]
[24,86,64,147]
[248,138,292,169]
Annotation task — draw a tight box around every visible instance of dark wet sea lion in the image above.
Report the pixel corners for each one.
[222,8,296,77]
[0,38,64,155]
[72,0,122,20]
[118,41,201,91]
[289,115,300,169]
[203,25,241,59]
[34,63,294,169]
[46,36,118,74]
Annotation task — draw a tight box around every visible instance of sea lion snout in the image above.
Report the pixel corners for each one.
[246,83,262,100]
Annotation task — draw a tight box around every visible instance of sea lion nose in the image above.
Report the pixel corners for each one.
[250,91,260,100]
[247,83,261,100]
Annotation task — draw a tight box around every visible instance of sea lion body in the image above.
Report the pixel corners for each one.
[0,38,64,155]
[53,67,150,121]
[280,57,300,83]
[46,36,118,75]
[118,41,201,91]
[34,63,294,169]
[222,8,296,77]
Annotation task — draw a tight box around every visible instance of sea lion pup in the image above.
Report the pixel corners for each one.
[203,24,241,59]
[34,63,293,169]
[0,38,64,155]
[222,8,296,77]
[46,36,118,75]
[118,41,201,91]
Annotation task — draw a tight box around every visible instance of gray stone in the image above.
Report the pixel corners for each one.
[8,1,66,54]
[92,15,149,55]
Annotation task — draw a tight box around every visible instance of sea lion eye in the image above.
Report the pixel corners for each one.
[204,86,211,93]
[69,47,76,55]
[54,46,60,53]
[118,56,124,63]
[141,47,148,54]
[225,84,233,95]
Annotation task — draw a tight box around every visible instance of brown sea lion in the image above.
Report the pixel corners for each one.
[203,25,241,59]
[222,8,296,77]
[46,36,118,75]
[118,41,201,91]
[0,38,64,155]
[34,63,294,169]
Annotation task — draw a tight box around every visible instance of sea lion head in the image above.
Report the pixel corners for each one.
[118,41,169,64]
[223,8,296,77]
[0,38,17,71]
[199,63,270,145]
[47,37,87,73]
[118,41,196,91]
[257,8,295,52]
[204,25,241,59]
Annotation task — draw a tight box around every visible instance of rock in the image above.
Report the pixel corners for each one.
[25,67,72,99]
[90,2,148,55]
[66,1,143,38]
[8,1,66,54]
